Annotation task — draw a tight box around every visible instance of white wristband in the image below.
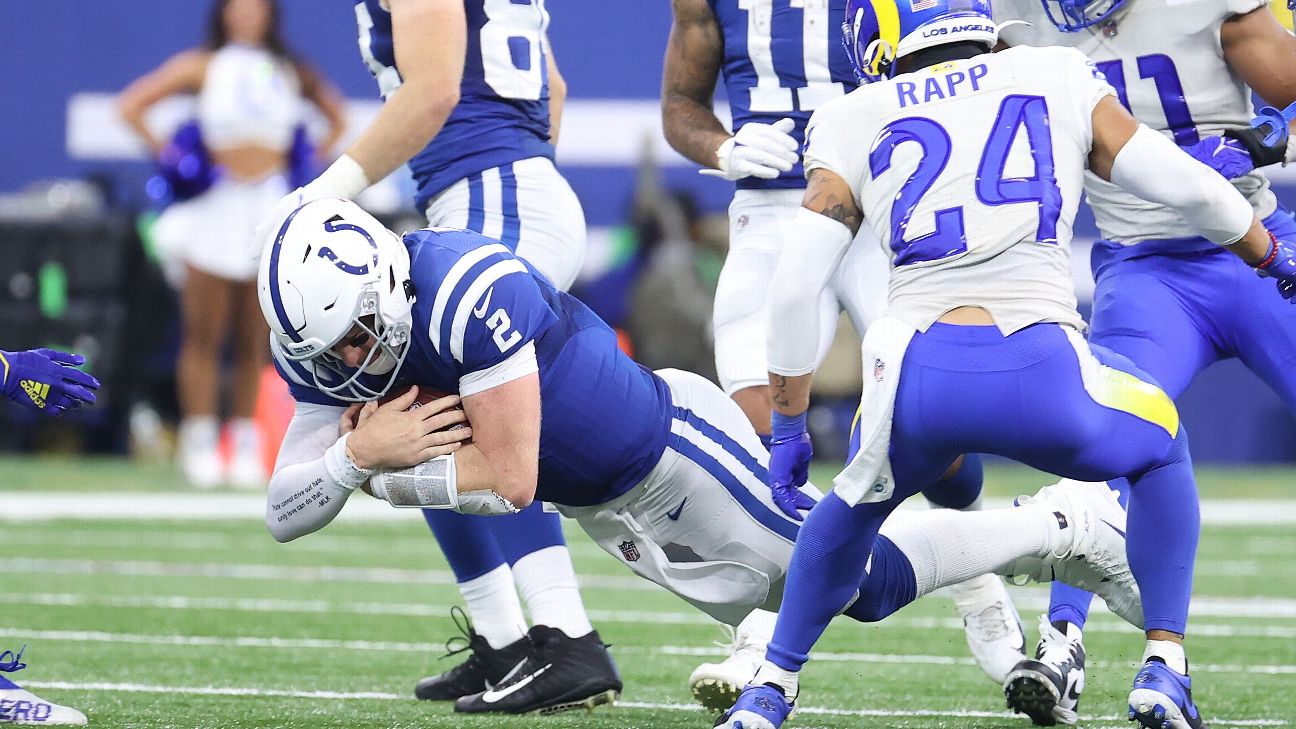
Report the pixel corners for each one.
[312,154,372,200]
[370,455,459,508]
[323,433,372,491]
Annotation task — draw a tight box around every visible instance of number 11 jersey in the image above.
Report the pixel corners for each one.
[996,0,1276,245]
[803,46,1113,334]
[355,0,555,208]
[710,0,855,190]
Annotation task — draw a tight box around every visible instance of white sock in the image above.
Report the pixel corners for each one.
[458,564,528,649]
[880,506,1051,597]
[1143,639,1187,675]
[511,545,594,638]
[924,494,1011,613]
[736,609,778,644]
[751,660,799,700]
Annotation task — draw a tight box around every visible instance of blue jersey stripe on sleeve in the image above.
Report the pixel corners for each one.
[427,243,512,355]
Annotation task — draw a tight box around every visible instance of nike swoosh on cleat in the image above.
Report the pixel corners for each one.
[480,663,551,704]
[666,498,687,521]
[1101,519,1125,538]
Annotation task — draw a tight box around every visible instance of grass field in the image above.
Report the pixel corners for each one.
[1,458,1294,728]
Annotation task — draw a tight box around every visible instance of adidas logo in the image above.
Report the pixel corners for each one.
[19,380,49,409]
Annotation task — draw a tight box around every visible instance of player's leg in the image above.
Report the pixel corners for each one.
[424,159,612,711]
[414,509,530,701]
[1227,208,1296,414]
[227,279,270,487]
[176,265,234,488]
[0,646,86,725]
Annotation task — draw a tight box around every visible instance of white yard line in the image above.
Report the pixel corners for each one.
[5,592,1296,637]
[14,680,1287,726]
[5,491,1296,525]
[3,627,1294,677]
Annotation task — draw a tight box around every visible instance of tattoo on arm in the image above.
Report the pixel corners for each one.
[770,375,791,409]
[803,169,864,233]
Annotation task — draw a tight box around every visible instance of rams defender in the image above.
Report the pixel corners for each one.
[716,1,1296,728]
[262,0,609,706]
[1,347,99,725]
[661,0,1026,704]
[994,0,1296,724]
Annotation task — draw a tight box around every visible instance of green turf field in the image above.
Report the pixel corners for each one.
[1,458,1293,728]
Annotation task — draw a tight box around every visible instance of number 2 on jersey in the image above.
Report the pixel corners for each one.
[869,95,1061,266]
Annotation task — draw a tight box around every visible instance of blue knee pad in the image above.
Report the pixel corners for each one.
[842,535,919,623]
[921,454,984,510]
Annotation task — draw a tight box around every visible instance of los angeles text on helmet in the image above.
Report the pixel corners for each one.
[920,22,996,38]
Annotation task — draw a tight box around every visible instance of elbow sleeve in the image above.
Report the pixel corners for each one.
[766,208,854,376]
[1110,125,1255,245]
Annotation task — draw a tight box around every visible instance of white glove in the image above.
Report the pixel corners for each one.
[255,154,371,249]
[701,118,799,181]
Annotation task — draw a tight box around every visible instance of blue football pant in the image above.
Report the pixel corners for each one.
[766,323,1190,672]
[1049,206,1296,630]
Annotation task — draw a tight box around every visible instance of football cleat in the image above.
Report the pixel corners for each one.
[1004,617,1085,726]
[0,646,87,725]
[949,575,1026,684]
[714,683,795,729]
[1005,481,1143,628]
[689,611,773,711]
[414,607,530,701]
[1128,659,1207,729]
[453,626,621,714]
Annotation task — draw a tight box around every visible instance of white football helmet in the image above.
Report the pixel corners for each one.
[257,198,415,402]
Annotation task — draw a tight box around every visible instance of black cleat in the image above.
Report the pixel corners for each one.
[1005,618,1086,726]
[454,625,622,714]
[414,607,531,701]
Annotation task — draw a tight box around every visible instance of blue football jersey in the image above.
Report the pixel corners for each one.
[355,0,555,208]
[708,0,855,190]
[274,227,673,507]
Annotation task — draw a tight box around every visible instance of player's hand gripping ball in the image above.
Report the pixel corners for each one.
[341,386,473,484]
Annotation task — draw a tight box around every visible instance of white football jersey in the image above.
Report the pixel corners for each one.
[804,45,1111,333]
[995,0,1276,244]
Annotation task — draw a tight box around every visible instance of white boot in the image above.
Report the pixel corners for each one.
[949,574,1026,684]
[0,648,87,725]
[177,416,223,488]
[688,609,774,711]
[226,418,267,489]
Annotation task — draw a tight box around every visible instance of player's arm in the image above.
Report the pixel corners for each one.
[662,0,798,179]
[296,62,349,155]
[1089,95,1295,284]
[761,168,860,518]
[1220,6,1296,166]
[662,0,730,167]
[265,389,471,542]
[280,0,466,207]
[546,38,566,145]
[117,50,208,155]
[767,168,861,416]
[450,371,542,508]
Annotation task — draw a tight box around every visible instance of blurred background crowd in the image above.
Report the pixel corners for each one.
[2,0,1293,485]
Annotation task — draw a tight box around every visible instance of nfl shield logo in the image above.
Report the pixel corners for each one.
[618,540,641,562]
[873,358,886,382]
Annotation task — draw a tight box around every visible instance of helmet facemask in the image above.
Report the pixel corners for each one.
[302,288,413,403]
[1041,0,1129,32]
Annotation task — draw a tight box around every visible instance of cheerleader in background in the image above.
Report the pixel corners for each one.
[119,0,346,487]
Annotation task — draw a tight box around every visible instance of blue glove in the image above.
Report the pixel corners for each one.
[1253,232,1296,302]
[1180,135,1257,180]
[0,348,100,414]
[768,411,816,521]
